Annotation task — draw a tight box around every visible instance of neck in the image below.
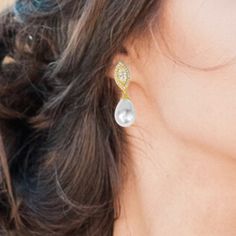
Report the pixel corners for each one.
[113,86,236,236]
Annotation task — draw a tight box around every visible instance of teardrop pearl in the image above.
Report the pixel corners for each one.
[114,98,136,127]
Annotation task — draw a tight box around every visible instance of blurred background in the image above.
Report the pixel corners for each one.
[0,0,14,10]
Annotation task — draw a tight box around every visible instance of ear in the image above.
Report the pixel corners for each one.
[106,46,129,79]
[106,42,141,83]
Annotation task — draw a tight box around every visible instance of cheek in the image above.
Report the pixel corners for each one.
[148,0,236,157]
[161,0,236,68]
[153,68,236,158]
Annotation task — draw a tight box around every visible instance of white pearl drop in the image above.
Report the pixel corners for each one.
[114,98,136,127]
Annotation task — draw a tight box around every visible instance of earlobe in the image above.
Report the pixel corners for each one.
[106,43,143,90]
[106,54,129,80]
[107,40,135,79]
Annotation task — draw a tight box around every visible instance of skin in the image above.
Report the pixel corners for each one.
[112,0,236,235]
[0,0,14,9]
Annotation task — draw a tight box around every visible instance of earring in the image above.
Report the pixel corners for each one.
[114,61,136,127]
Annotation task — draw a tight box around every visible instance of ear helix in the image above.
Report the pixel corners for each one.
[114,61,136,127]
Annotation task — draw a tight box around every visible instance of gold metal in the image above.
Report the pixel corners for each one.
[114,61,130,99]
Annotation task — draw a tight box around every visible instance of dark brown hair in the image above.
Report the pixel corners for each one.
[0,0,160,235]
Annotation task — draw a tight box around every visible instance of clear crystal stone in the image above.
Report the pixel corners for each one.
[118,71,128,82]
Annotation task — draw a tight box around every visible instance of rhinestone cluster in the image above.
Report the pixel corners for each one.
[114,61,130,91]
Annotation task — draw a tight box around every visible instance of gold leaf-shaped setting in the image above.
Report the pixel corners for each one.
[114,61,130,91]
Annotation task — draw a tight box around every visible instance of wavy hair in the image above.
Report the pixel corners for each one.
[0,0,160,235]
